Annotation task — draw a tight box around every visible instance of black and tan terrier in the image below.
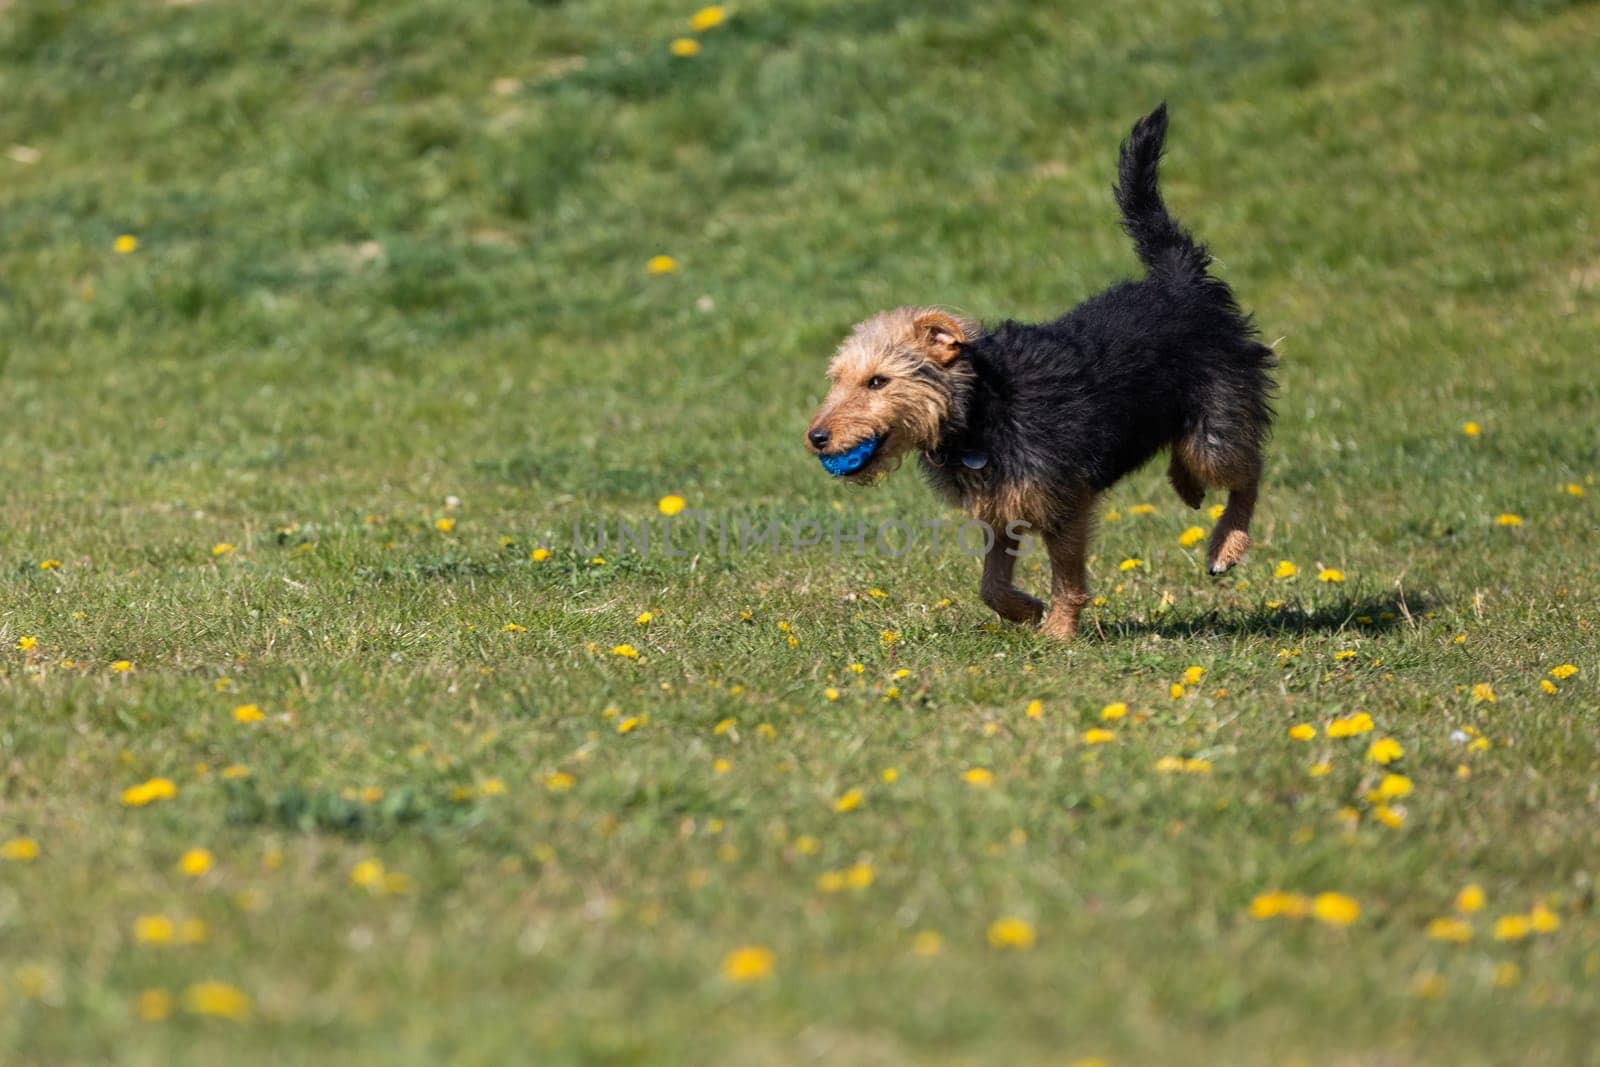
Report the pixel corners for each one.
[805,104,1275,641]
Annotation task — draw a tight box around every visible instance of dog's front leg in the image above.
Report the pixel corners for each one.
[979,528,1044,626]
[1040,510,1095,641]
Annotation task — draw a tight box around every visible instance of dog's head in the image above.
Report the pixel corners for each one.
[805,306,978,482]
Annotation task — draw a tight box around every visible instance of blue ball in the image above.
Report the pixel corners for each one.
[819,436,880,477]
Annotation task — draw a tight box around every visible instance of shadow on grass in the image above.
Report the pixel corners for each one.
[1095,592,1440,642]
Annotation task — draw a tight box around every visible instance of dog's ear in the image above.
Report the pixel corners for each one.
[913,310,968,365]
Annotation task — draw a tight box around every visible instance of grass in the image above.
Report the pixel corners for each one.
[2,0,1598,1063]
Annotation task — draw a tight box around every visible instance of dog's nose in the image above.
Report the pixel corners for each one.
[807,428,831,451]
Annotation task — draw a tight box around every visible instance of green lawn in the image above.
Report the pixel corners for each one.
[3,1,1599,1063]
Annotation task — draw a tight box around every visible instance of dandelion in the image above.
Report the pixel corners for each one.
[1540,679,1558,694]
[1118,558,1143,571]
[911,930,943,956]
[1311,892,1361,926]
[986,916,1037,950]
[833,788,863,813]
[1495,513,1522,527]
[689,5,726,31]
[1308,761,1332,777]
[1274,560,1298,579]
[712,758,731,774]
[479,778,507,796]
[179,848,214,877]
[1492,915,1530,941]
[1178,526,1205,547]
[183,981,252,1022]
[1366,738,1403,764]
[543,771,575,792]
[611,644,639,659]
[212,543,236,558]
[881,767,898,783]
[1025,699,1044,719]
[1288,724,1316,741]
[1100,702,1127,721]
[16,635,37,652]
[1370,804,1405,828]
[963,767,994,788]
[1368,773,1414,802]
[1326,711,1375,738]
[1207,503,1226,520]
[823,687,840,701]
[531,548,551,562]
[137,989,173,1021]
[1454,884,1485,913]
[113,234,139,254]
[1425,916,1472,942]
[2,836,40,862]
[111,660,133,673]
[658,494,686,516]
[134,915,176,944]
[434,517,456,533]
[1316,567,1344,583]
[616,716,642,734]
[1550,664,1578,680]
[1462,421,1480,436]
[635,611,654,626]
[1529,903,1560,933]
[1470,682,1496,703]
[1104,509,1122,522]
[39,559,62,570]
[669,37,701,56]
[1564,482,1584,496]
[1249,891,1310,919]
[1494,962,1522,988]
[1169,682,1185,699]
[232,704,264,724]
[121,777,178,806]
[1129,503,1157,516]
[221,764,250,780]
[1082,728,1116,745]
[721,945,774,983]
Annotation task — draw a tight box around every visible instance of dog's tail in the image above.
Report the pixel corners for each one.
[1114,103,1211,283]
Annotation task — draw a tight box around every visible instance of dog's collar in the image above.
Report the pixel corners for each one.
[923,448,989,471]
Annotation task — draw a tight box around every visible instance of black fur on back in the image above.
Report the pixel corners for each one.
[920,103,1276,529]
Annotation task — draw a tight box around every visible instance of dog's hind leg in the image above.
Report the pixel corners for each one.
[980,529,1045,626]
[1177,435,1261,575]
[1167,453,1206,510]
[1207,477,1258,575]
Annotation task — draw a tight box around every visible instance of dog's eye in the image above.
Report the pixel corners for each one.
[866,375,890,390]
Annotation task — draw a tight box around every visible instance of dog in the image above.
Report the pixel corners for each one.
[805,103,1275,640]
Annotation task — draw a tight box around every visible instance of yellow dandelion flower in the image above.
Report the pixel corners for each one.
[721,945,774,983]
[611,644,639,659]
[1309,760,1332,777]
[531,547,551,562]
[1550,664,1578,680]
[1177,525,1206,547]
[1207,503,1226,520]
[221,764,250,780]
[1104,508,1122,522]
[1494,513,1522,527]
[823,687,840,702]
[1311,892,1361,926]
[1471,682,1496,703]
[1334,650,1357,662]
[616,716,642,734]
[1366,737,1403,764]
[1492,915,1530,941]
[501,622,526,633]
[880,629,899,646]
[479,778,507,796]
[963,767,994,788]
[881,767,898,783]
[1274,560,1298,579]
[1100,701,1127,721]
[1540,679,1558,694]
[121,777,177,806]
[39,559,62,570]
[544,771,575,792]
[2,836,41,862]
[1462,421,1480,436]
[1248,890,1310,919]
[134,914,176,944]
[113,234,139,254]
[1082,728,1116,745]
[1129,503,1157,516]
[1318,567,1344,583]
[833,788,863,812]
[986,916,1037,950]
[136,988,173,1021]
[179,848,214,877]
[1368,773,1413,802]
[1529,903,1560,933]
[1288,723,1316,741]
[657,494,686,516]
[689,5,726,31]
[1425,916,1472,943]
[669,37,701,57]
[212,542,236,557]
[911,930,943,956]
[1118,557,1143,572]
[183,981,252,1022]
[111,660,133,672]
[1370,804,1405,828]
[1326,711,1375,738]
[232,704,264,724]
[1169,683,1185,699]
[16,635,38,652]
[1454,884,1485,913]
[1494,962,1521,988]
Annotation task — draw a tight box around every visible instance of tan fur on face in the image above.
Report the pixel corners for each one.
[807,306,978,476]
